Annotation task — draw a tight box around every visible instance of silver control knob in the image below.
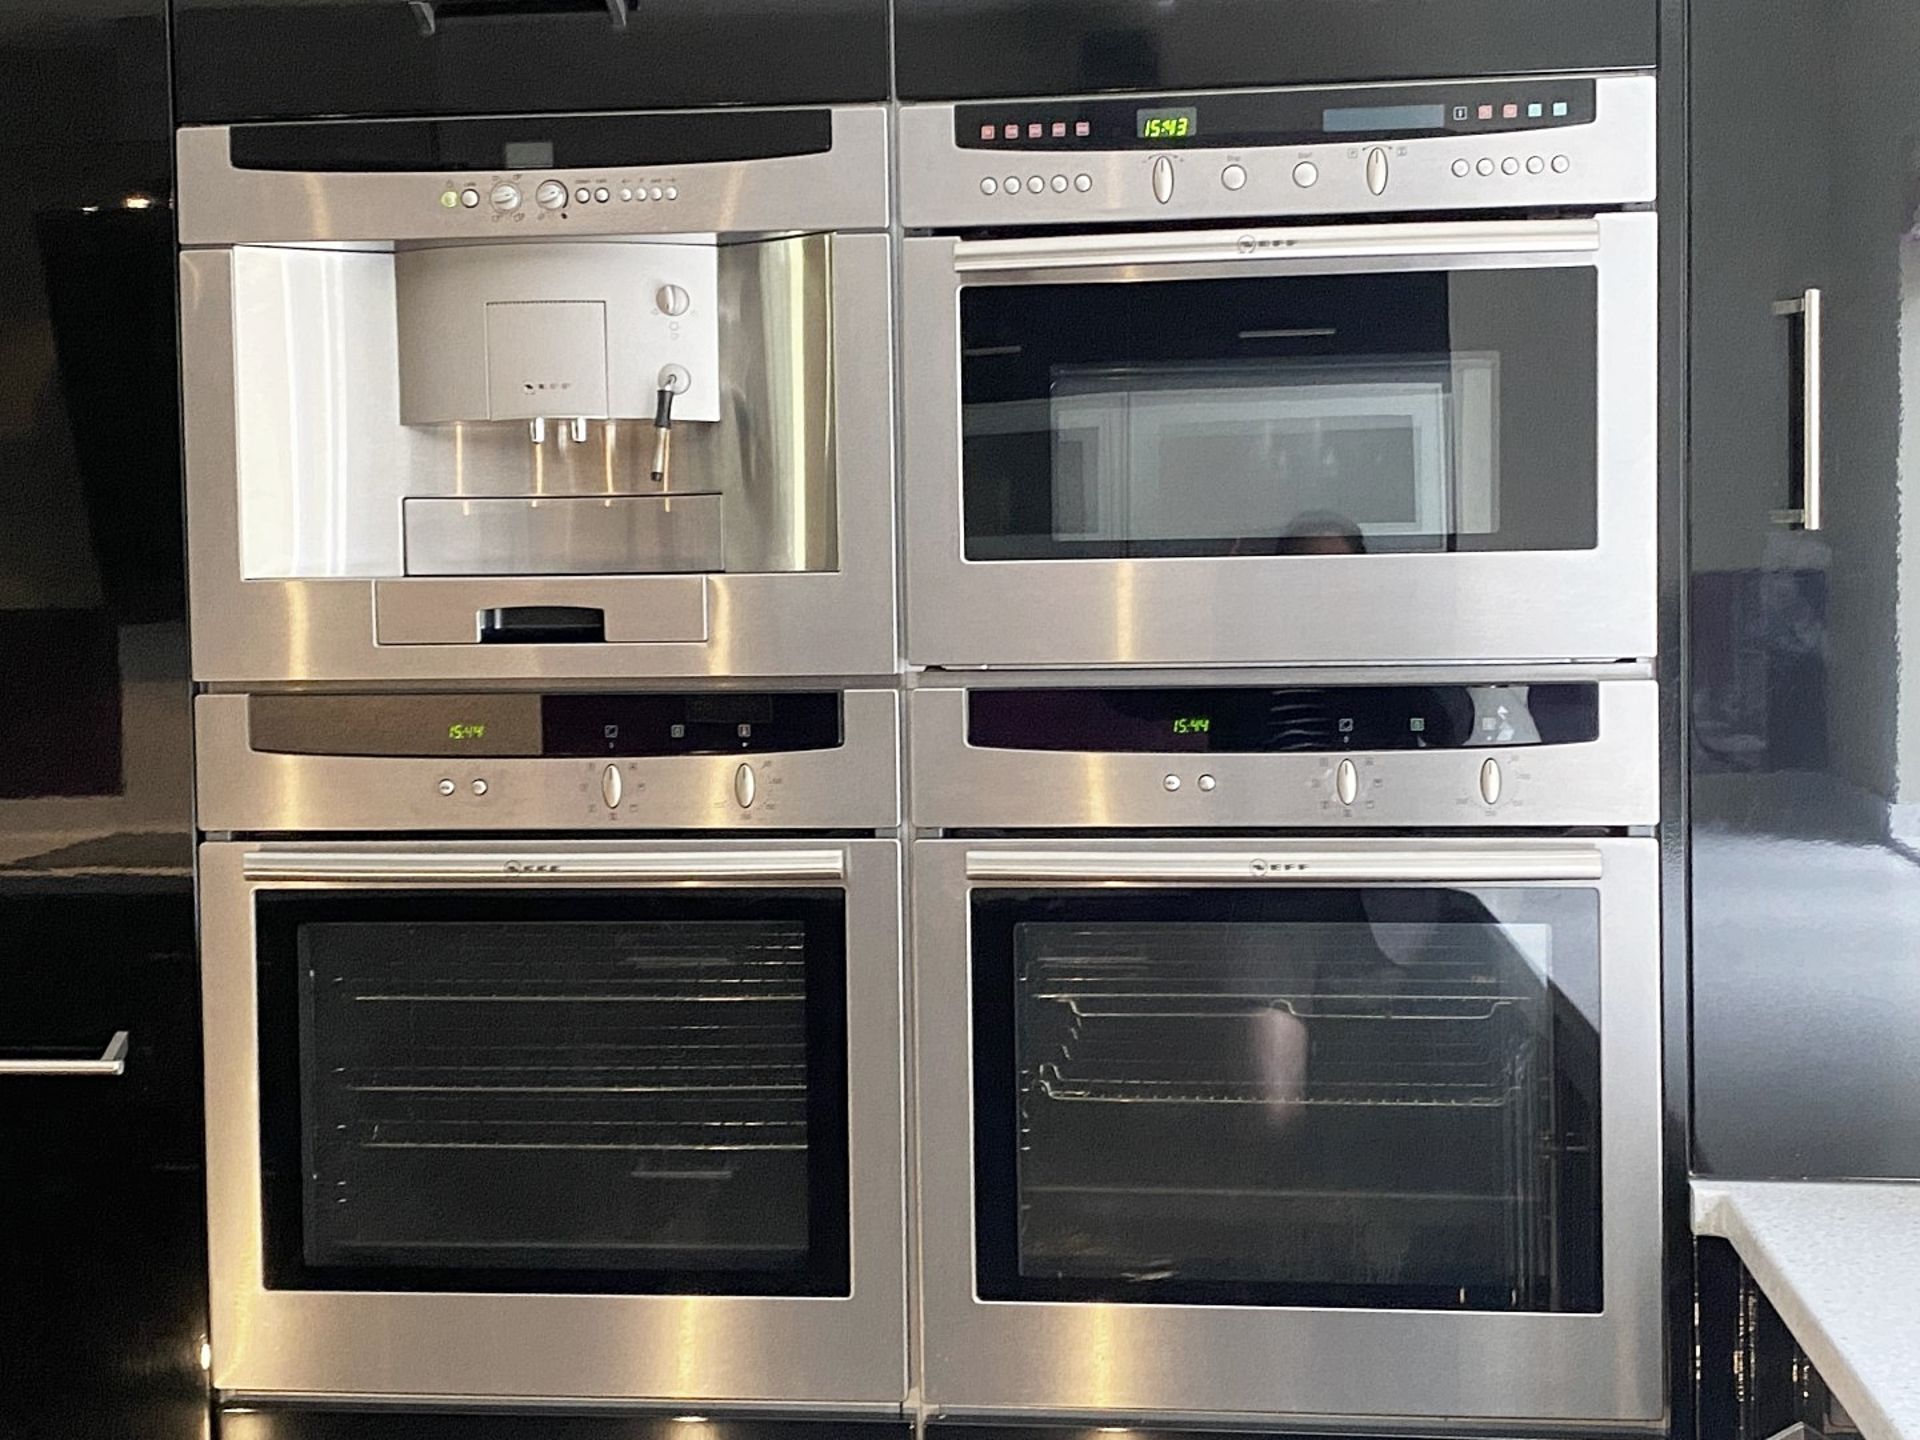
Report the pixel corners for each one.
[601,764,624,810]
[1480,758,1503,806]
[734,763,757,809]
[535,179,569,211]
[1336,758,1359,806]
[1151,155,1175,204]
[656,284,690,317]
[489,182,523,212]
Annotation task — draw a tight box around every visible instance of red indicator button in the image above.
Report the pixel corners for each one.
[1004,124,1019,139]
[1477,104,1494,119]
[1027,122,1044,138]
[1502,103,1520,118]
[980,123,996,140]
[1051,121,1067,138]
[1075,120,1092,136]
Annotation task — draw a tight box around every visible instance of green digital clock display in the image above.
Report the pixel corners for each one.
[1137,107,1199,140]
[1172,716,1212,736]
[448,723,488,741]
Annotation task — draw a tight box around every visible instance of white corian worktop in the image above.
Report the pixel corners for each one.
[1693,1179,1920,1440]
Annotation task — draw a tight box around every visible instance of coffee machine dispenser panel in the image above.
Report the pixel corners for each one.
[395,241,720,426]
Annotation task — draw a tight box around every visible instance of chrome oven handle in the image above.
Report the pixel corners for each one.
[965,849,1604,884]
[1771,287,1824,531]
[0,1030,129,1078]
[242,849,846,883]
[950,219,1602,275]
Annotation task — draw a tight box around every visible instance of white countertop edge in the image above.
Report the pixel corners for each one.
[1693,1178,1920,1440]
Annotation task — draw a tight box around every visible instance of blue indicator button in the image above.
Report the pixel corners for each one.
[1552,101,1570,117]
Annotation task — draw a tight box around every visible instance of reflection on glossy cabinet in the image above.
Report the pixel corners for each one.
[0,893,206,1440]
[1690,0,1920,1178]
[0,0,202,1427]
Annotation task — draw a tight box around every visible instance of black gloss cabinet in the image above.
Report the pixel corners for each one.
[1689,0,1920,1177]
[173,0,889,123]
[0,0,202,1430]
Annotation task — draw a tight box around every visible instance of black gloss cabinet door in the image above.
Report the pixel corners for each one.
[1689,0,1920,1177]
[0,0,202,1429]
[173,0,888,123]
[894,0,1655,101]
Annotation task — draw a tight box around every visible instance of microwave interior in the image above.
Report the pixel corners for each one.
[252,889,850,1295]
[959,266,1597,561]
[970,883,1603,1311]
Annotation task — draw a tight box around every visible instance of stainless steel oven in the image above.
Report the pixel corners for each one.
[907,671,1663,1424]
[899,74,1657,668]
[195,688,905,1405]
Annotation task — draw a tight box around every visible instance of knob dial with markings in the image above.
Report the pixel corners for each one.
[535,179,569,211]
[489,182,523,212]
[656,284,690,317]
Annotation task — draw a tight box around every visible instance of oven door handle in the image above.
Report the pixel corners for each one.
[964,848,1604,884]
[242,849,846,883]
[949,219,1602,275]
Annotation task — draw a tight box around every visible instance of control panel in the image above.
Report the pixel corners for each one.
[195,690,901,834]
[438,173,685,224]
[911,679,1660,830]
[897,71,1654,230]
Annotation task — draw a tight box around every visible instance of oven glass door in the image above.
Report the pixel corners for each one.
[970,883,1600,1311]
[961,266,1594,562]
[253,888,848,1296]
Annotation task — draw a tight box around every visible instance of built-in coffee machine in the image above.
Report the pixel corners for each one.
[177,107,895,682]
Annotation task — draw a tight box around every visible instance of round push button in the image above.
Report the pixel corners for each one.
[1451,159,1472,178]
[1221,163,1248,191]
[1292,161,1318,188]
[981,177,998,195]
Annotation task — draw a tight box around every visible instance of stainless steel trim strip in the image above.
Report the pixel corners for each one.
[964,848,1604,883]
[241,849,846,882]
[0,1031,129,1078]
[951,219,1601,274]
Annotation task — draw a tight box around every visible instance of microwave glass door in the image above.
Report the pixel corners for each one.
[254,889,848,1295]
[960,268,1595,561]
[971,884,1601,1311]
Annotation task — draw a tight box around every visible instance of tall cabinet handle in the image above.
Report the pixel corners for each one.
[1772,287,1824,530]
[0,1030,128,1077]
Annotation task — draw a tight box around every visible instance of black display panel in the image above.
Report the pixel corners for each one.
[968,686,1600,754]
[957,80,1597,152]
[542,692,842,757]
[249,692,844,758]
[896,0,1653,102]
[229,111,833,173]
[175,0,888,124]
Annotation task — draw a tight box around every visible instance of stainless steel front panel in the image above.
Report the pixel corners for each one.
[182,230,897,681]
[195,688,901,833]
[200,837,908,1403]
[910,835,1664,1422]
[900,213,1657,668]
[909,676,1658,830]
[898,74,1654,231]
[177,108,890,246]
[403,495,727,576]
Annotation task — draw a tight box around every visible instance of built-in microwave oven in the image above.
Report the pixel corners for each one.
[898,74,1657,669]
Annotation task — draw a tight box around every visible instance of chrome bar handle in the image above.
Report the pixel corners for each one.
[1772,287,1824,531]
[0,1031,129,1078]
[243,849,846,883]
[966,849,1604,884]
[952,219,1601,274]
